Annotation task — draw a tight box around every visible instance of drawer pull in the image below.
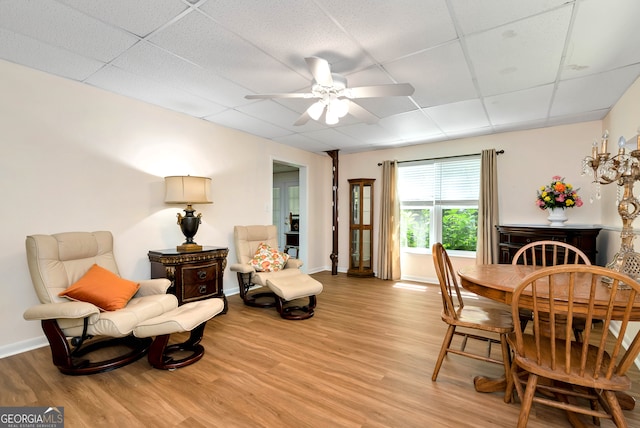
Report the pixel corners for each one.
[197,270,207,280]
[198,284,207,294]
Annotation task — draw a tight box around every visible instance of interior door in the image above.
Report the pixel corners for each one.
[272,163,300,251]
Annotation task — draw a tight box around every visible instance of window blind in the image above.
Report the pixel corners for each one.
[398,156,480,204]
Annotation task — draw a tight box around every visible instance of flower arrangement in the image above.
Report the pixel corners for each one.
[536,176,583,210]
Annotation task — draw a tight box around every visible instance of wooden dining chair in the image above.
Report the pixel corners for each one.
[512,240,591,341]
[431,243,513,385]
[505,264,640,428]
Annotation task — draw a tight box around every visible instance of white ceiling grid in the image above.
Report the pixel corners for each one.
[0,0,638,154]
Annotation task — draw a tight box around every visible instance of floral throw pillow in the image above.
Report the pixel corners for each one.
[249,243,290,272]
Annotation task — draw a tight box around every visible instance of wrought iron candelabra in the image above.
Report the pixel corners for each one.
[582,130,640,283]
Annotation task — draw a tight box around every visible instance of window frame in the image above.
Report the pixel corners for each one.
[398,155,480,257]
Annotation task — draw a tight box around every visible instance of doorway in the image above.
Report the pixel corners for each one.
[273,161,300,255]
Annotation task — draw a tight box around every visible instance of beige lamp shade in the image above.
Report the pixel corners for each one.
[164,176,212,204]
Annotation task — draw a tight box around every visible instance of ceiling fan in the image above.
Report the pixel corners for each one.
[245,56,415,126]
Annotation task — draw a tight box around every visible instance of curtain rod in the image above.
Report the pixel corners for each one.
[377,149,504,166]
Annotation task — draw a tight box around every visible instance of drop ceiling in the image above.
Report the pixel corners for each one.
[1,0,639,154]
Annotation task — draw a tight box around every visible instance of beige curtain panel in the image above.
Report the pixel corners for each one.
[377,160,401,280]
[477,149,499,264]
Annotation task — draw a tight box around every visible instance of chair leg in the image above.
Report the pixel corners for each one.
[499,334,512,403]
[517,373,539,428]
[505,363,516,404]
[603,390,627,428]
[432,324,456,381]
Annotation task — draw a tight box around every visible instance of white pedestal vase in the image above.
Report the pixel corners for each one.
[547,207,568,226]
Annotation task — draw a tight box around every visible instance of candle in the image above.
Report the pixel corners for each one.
[592,140,598,158]
[601,130,609,154]
[637,126,640,150]
[618,136,626,155]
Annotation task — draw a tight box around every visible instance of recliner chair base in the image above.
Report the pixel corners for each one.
[42,319,151,376]
[146,323,206,370]
[133,299,225,370]
[275,295,317,320]
[236,272,276,308]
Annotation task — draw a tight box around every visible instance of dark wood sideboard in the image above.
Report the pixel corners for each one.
[496,224,602,264]
[148,246,229,311]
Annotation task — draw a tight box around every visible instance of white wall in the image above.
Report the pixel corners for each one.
[0,60,332,356]
[339,121,603,282]
[602,76,640,352]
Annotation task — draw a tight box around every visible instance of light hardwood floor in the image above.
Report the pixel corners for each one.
[1,271,639,427]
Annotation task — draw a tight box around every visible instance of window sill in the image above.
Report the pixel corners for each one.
[402,247,476,259]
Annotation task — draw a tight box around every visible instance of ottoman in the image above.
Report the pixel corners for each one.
[266,274,323,320]
[134,298,224,369]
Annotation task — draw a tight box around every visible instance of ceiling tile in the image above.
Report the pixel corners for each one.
[466,6,572,96]
[551,64,640,117]
[0,28,105,81]
[198,0,365,73]
[204,110,292,140]
[451,0,571,35]
[148,11,310,93]
[273,133,336,154]
[426,99,490,133]
[485,84,554,126]
[299,128,364,149]
[545,109,608,129]
[334,123,404,145]
[562,0,640,79]
[0,0,138,62]
[86,65,227,117]
[379,110,445,142]
[56,0,189,37]
[385,42,477,107]
[236,100,310,133]
[111,42,251,108]
[320,0,456,62]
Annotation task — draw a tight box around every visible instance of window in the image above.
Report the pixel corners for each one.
[398,156,480,253]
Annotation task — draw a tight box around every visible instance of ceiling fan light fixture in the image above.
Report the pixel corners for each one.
[325,105,339,125]
[331,98,349,118]
[308,101,325,121]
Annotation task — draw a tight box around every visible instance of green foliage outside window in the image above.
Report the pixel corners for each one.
[442,208,477,251]
[400,209,430,248]
[400,208,477,251]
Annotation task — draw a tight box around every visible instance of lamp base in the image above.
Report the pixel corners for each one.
[177,243,203,252]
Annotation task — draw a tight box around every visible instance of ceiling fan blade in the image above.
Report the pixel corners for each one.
[245,93,311,99]
[305,56,333,87]
[346,100,379,124]
[347,83,415,98]
[294,110,312,126]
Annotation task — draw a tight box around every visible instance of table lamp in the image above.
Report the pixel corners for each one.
[164,175,212,252]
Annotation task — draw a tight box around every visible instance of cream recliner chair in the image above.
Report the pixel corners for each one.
[230,225,322,320]
[23,231,224,374]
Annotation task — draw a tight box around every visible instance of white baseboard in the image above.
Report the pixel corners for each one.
[399,274,438,284]
[0,336,48,359]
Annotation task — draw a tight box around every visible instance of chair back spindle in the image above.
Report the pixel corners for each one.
[512,265,640,382]
[507,264,640,426]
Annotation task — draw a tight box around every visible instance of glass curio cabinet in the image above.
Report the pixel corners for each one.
[348,178,375,277]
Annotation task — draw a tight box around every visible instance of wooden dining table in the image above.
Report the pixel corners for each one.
[457,264,640,414]
[458,264,640,320]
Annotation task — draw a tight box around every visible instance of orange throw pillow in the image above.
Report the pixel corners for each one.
[59,264,139,311]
